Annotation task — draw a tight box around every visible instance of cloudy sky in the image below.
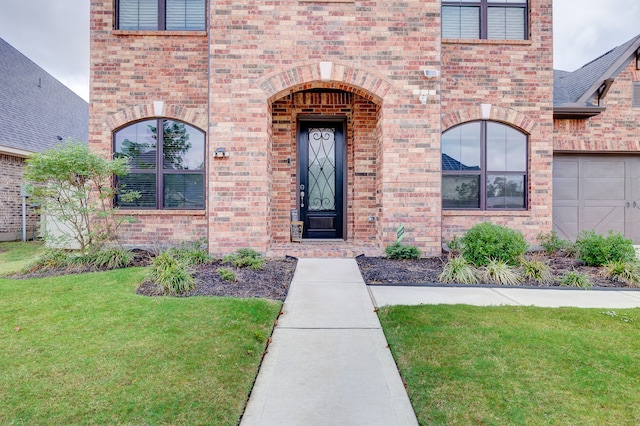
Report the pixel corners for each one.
[0,0,638,102]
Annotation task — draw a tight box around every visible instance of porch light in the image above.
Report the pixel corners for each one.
[214,147,229,158]
[636,48,640,70]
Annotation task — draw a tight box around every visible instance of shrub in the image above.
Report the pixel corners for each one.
[23,248,72,273]
[217,268,237,282]
[90,247,134,269]
[602,261,640,287]
[461,222,528,266]
[169,239,210,265]
[223,248,265,270]
[536,231,569,255]
[385,243,421,260]
[446,236,464,257]
[574,230,636,267]
[520,257,552,283]
[481,259,522,285]
[148,251,195,295]
[559,270,592,289]
[438,256,478,284]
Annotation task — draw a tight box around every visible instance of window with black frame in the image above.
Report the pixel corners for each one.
[114,119,205,209]
[442,121,527,210]
[442,0,528,40]
[117,0,206,31]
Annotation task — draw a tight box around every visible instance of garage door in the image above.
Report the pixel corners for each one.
[553,155,640,243]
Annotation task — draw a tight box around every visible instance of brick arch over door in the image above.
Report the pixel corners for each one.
[442,105,536,135]
[105,104,208,133]
[256,62,394,104]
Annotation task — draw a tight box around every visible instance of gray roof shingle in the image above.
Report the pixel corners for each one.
[554,34,640,107]
[0,37,88,154]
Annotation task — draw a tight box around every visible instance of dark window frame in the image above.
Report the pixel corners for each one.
[442,0,529,40]
[113,118,206,210]
[442,120,529,211]
[115,0,206,31]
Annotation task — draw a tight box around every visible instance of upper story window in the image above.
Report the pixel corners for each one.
[117,0,206,31]
[442,0,528,40]
[442,121,528,210]
[114,119,205,209]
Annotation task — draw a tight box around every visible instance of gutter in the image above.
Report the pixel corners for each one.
[553,105,606,119]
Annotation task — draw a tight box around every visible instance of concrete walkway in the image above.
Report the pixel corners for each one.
[240,258,418,426]
[369,285,640,308]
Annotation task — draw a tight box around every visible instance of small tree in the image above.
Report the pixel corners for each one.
[23,140,139,254]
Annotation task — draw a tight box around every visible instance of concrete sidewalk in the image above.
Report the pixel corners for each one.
[369,285,640,308]
[240,258,418,426]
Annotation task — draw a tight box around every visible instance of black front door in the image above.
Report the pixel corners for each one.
[298,120,345,239]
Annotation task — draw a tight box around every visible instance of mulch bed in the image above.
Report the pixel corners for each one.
[356,253,631,288]
[136,258,298,300]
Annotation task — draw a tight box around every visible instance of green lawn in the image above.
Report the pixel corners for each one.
[379,304,640,425]
[0,241,43,275]
[0,261,280,425]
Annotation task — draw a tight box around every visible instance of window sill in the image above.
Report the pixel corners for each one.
[442,39,532,46]
[113,30,207,37]
[114,209,206,216]
[443,210,530,217]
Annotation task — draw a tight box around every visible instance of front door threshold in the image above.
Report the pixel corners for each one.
[301,238,346,243]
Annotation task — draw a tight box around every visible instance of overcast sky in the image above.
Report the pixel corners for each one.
[0,0,638,103]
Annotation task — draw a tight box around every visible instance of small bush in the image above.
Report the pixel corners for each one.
[23,248,72,272]
[90,247,134,269]
[217,268,237,282]
[148,251,195,295]
[223,248,265,270]
[574,230,636,267]
[520,257,552,283]
[169,240,210,266]
[445,236,464,257]
[438,256,478,284]
[385,243,421,260]
[559,270,592,289]
[537,231,569,255]
[461,222,528,266]
[602,261,640,287]
[481,259,522,285]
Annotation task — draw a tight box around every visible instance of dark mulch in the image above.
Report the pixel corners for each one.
[356,253,631,288]
[136,258,298,300]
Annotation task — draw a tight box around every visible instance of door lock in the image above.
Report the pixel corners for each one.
[300,184,305,208]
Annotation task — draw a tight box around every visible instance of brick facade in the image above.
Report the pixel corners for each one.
[90,0,554,256]
[0,154,39,241]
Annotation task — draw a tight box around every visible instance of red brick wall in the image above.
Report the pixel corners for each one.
[0,154,39,241]
[440,0,555,246]
[90,2,209,246]
[554,65,640,152]
[270,91,379,243]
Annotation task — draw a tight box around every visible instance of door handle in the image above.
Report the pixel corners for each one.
[627,202,631,208]
[635,201,638,208]
[300,191,305,208]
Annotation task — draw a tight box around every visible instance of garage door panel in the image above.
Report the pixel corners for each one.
[553,206,578,240]
[583,178,625,200]
[553,160,578,178]
[582,161,625,178]
[553,177,578,201]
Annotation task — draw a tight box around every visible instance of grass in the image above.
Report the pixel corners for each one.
[0,265,281,425]
[0,241,43,275]
[379,304,640,425]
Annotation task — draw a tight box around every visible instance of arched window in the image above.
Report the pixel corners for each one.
[114,118,205,209]
[442,121,527,210]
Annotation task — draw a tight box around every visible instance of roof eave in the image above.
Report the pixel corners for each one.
[553,105,606,119]
[0,145,34,158]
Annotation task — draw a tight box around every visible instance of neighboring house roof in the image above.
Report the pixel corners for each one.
[554,34,640,119]
[0,37,88,157]
[441,154,481,171]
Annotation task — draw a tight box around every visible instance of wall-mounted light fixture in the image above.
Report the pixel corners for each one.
[214,147,229,158]
[636,48,640,70]
[423,69,439,79]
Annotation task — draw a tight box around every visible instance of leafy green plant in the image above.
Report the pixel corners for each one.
[223,248,265,270]
[481,259,522,285]
[461,222,528,266]
[536,231,569,255]
[574,230,636,267]
[446,236,464,257]
[168,239,210,265]
[602,261,640,287]
[438,256,478,284]
[385,242,421,260]
[148,251,196,295]
[23,248,72,273]
[217,268,237,282]
[24,141,140,254]
[520,257,552,283]
[559,270,592,289]
[90,247,135,269]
